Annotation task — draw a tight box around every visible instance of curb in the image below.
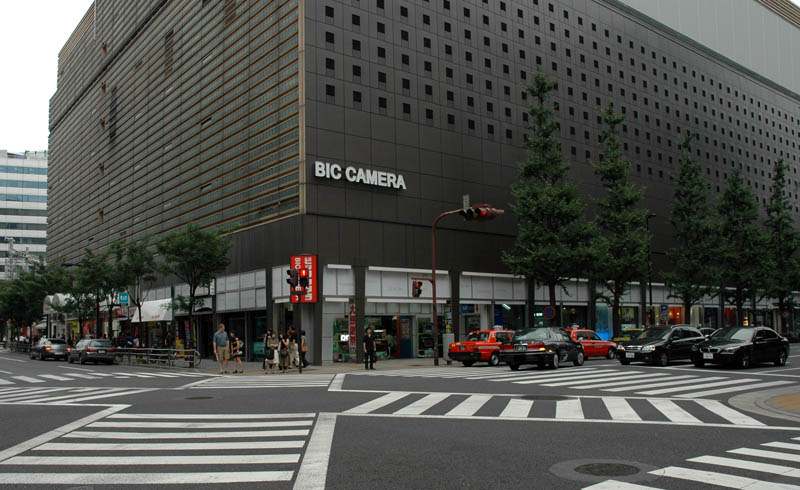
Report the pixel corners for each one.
[729,386,800,425]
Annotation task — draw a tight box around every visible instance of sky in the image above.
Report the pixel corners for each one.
[1,0,799,154]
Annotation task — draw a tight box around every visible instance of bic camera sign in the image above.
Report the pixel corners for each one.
[314,160,407,190]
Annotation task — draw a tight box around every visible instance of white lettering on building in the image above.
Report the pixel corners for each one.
[314,160,407,190]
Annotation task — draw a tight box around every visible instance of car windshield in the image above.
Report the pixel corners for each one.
[49,339,67,345]
[514,329,550,342]
[634,328,671,341]
[709,328,754,342]
[467,332,490,341]
[91,340,113,347]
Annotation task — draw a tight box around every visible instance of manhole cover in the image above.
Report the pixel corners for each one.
[520,395,572,401]
[185,396,213,400]
[575,463,640,477]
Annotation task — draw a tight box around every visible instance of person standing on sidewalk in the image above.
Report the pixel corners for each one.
[300,330,309,368]
[230,332,244,374]
[213,323,231,374]
[278,333,290,374]
[363,327,377,370]
[265,331,279,374]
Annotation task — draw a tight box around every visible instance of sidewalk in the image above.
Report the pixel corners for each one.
[203,357,451,375]
[768,392,800,416]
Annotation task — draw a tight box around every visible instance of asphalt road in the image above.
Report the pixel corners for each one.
[1,351,799,489]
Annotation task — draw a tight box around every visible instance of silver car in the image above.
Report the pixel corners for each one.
[30,338,70,361]
[68,339,116,365]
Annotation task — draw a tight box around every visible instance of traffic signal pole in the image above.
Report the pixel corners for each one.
[431,209,464,366]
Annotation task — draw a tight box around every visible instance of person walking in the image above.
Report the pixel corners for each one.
[265,331,279,374]
[278,333,290,374]
[363,326,377,370]
[300,330,309,368]
[287,327,299,369]
[230,332,244,374]
[213,323,231,374]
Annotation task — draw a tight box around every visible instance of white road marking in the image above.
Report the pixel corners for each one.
[394,393,450,415]
[693,399,765,426]
[765,442,800,451]
[542,372,646,387]
[0,356,25,362]
[445,395,492,416]
[648,399,701,423]
[471,367,597,380]
[106,413,316,419]
[583,481,662,489]
[88,420,314,429]
[555,398,584,419]
[61,366,94,372]
[499,399,533,418]
[0,388,72,401]
[0,472,295,485]
[1,454,301,465]
[64,429,310,439]
[729,447,800,463]
[0,379,13,385]
[0,370,12,374]
[602,397,642,421]
[638,378,757,396]
[328,373,346,391]
[11,376,43,383]
[61,389,155,404]
[649,466,800,489]
[603,376,725,392]
[689,455,800,478]
[514,369,622,385]
[38,374,73,381]
[675,380,795,398]
[37,441,306,451]
[577,373,687,390]
[344,392,410,414]
[293,413,337,490]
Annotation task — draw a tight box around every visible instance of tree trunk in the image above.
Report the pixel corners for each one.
[612,282,621,338]
[684,300,691,326]
[778,299,785,334]
[548,282,557,327]
[188,292,196,351]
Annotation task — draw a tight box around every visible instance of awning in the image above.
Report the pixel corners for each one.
[129,299,173,323]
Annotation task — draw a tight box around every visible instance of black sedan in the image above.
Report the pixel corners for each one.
[618,325,705,366]
[29,338,70,361]
[691,326,789,369]
[499,327,584,370]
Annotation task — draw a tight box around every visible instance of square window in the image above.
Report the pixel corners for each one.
[378,97,387,108]
[325,32,334,43]
[402,103,411,114]
[353,91,361,102]
[325,84,335,97]
[325,58,335,70]
[352,14,360,26]
[325,6,334,17]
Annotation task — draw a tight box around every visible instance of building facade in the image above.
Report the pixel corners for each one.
[49,1,800,362]
[0,150,47,281]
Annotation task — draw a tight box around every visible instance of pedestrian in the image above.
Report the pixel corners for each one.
[288,328,299,369]
[385,332,396,358]
[364,326,376,370]
[264,331,278,374]
[213,323,231,374]
[278,333,290,374]
[230,332,244,374]
[300,330,309,368]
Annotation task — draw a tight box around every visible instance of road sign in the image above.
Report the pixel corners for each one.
[543,306,556,320]
[119,292,129,306]
[660,304,668,313]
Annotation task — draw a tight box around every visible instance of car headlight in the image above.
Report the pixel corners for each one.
[642,345,655,352]
[723,347,737,352]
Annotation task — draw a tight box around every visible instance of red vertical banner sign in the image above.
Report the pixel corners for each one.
[348,300,357,355]
[290,254,318,303]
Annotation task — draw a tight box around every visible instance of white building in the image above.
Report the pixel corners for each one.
[0,150,47,280]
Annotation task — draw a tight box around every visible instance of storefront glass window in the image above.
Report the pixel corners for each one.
[494,304,525,330]
[253,316,267,359]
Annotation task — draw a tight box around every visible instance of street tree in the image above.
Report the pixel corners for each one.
[662,132,715,314]
[117,237,157,337]
[99,242,131,337]
[157,224,231,348]
[0,262,71,340]
[503,72,594,323]
[591,104,650,337]
[764,159,800,333]
[715,168,766,325]
[61,249,108,338]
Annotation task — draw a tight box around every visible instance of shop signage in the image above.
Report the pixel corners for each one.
[291,254,318,303]
[348,301,357,355]
[314,160,407,190]
[119,292,129,305]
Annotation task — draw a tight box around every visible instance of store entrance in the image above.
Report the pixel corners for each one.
[365,315,414,359]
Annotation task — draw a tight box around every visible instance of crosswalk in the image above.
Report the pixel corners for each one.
[0,411,315,486]
[343,391,776,428]
[0,370,216,386]
[584,435,800,489]
[185,373,336,389]
[349,366,797,398]
[0,386,155,405]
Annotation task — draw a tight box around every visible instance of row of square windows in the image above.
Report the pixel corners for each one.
[323,2,799,128]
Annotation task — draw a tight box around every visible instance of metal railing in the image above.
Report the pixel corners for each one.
[6,341,30,353]
[114,347,201,369]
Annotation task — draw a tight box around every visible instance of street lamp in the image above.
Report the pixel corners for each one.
[429,204,503,366]
[645,213,656,325]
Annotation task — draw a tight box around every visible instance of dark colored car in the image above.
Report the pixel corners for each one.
[691,326,790,369]
[29,338,70,361]
[499,327,584,370]
[618,325,705,366]
[699,327,717,338]
[68,339,116,365]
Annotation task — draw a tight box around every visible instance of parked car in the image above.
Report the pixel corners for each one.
[691,326,789,369]
[29,338,70,361]
[499,327,584,370]
[699,327,717,338]
[569,329,618,359]
[618,325,705,366]
[448,329,514,367]
[68,338,116,365]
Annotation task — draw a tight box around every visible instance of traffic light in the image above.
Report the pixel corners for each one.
[412,281,423,298]
[459,203,504,221]
[298,268,309,288]
[286,268,299,289]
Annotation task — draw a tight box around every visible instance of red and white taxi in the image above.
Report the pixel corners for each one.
[448,330,514,367]
[569,329,617,359]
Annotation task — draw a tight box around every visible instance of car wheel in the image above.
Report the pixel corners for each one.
[739,352,751,369]
[79,354,86,365]
[39,351,45,361]
[509,363,520,371]
[29,350,35,359]
[462,361,474,367]
[776,349,788,367]
[656,352,669,367]
[606,347,616,360]
[620,359,630,365]
[68,356,74,364]
[573,351,585,366]
[550,353,560,369]
[693,360,705,368]
[489,352,501,366]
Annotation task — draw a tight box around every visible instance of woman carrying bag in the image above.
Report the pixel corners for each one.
[264,331,279,374]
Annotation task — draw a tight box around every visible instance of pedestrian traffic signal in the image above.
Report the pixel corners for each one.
[459,203,504,221]
[298,267,309,288]
[286,268,299,288]
[412,281,423,297]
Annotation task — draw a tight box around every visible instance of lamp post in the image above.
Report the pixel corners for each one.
[645,213,656,325]
[429,204,503,366]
